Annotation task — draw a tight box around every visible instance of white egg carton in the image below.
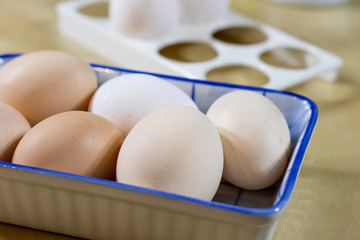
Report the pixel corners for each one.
[0,53,318,240]
[56,0,342,90]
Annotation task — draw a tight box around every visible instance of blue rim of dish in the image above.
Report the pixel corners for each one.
[0,52,319,217]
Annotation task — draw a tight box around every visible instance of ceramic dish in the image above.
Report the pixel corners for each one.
[0,53,318,240]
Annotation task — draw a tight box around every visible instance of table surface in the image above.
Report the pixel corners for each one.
[0,0,359,239]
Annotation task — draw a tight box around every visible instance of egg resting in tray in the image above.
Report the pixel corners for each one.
[0,50,290,202]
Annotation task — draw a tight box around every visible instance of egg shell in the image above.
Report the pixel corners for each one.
[109,0,179,38]
[116,105,223,201]
[0,50,98,126]
[89,73,198,136]
[0,102,31,162]
[206,90,291,190]
[12,111,124,180]
[178,0,230,24]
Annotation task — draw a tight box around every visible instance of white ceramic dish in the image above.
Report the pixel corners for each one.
[0,53,318,240]
[56,0,342,90]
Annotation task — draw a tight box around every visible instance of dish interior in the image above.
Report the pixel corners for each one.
[0,53,318,215]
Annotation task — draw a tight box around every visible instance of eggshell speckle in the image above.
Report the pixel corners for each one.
[0,51,97,126]
[0,102,31,162]
[206,90,291,190]
[89,73,198,136]
[116,105,223,201]
[12,111,124,180]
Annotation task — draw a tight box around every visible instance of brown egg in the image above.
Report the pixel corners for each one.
[0,50,97,126]
[12,111,124,180]
[0,102,31,162]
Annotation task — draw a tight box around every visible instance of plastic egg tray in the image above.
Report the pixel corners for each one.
[0,53,318,240]
[56,0,342,90]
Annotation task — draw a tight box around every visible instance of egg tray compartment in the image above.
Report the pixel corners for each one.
[56,0,342,90]
[0,53,318,240]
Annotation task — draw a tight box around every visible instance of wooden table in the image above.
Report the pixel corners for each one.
[0,0,359,239]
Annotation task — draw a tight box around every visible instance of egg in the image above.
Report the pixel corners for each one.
[0,50,97,126]
[89,73,198,136]
[206,90,291,190]
[178,0,230,24]
[116,105,223,201]
[12,111,124,180]
[0,102,31,162]
[109,0,179,38]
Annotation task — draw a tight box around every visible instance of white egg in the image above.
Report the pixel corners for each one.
[178,0,230,24]
[206,90,291,190]
[116,105,223,201]
[109,0,179,38]
[88,73,198,136]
